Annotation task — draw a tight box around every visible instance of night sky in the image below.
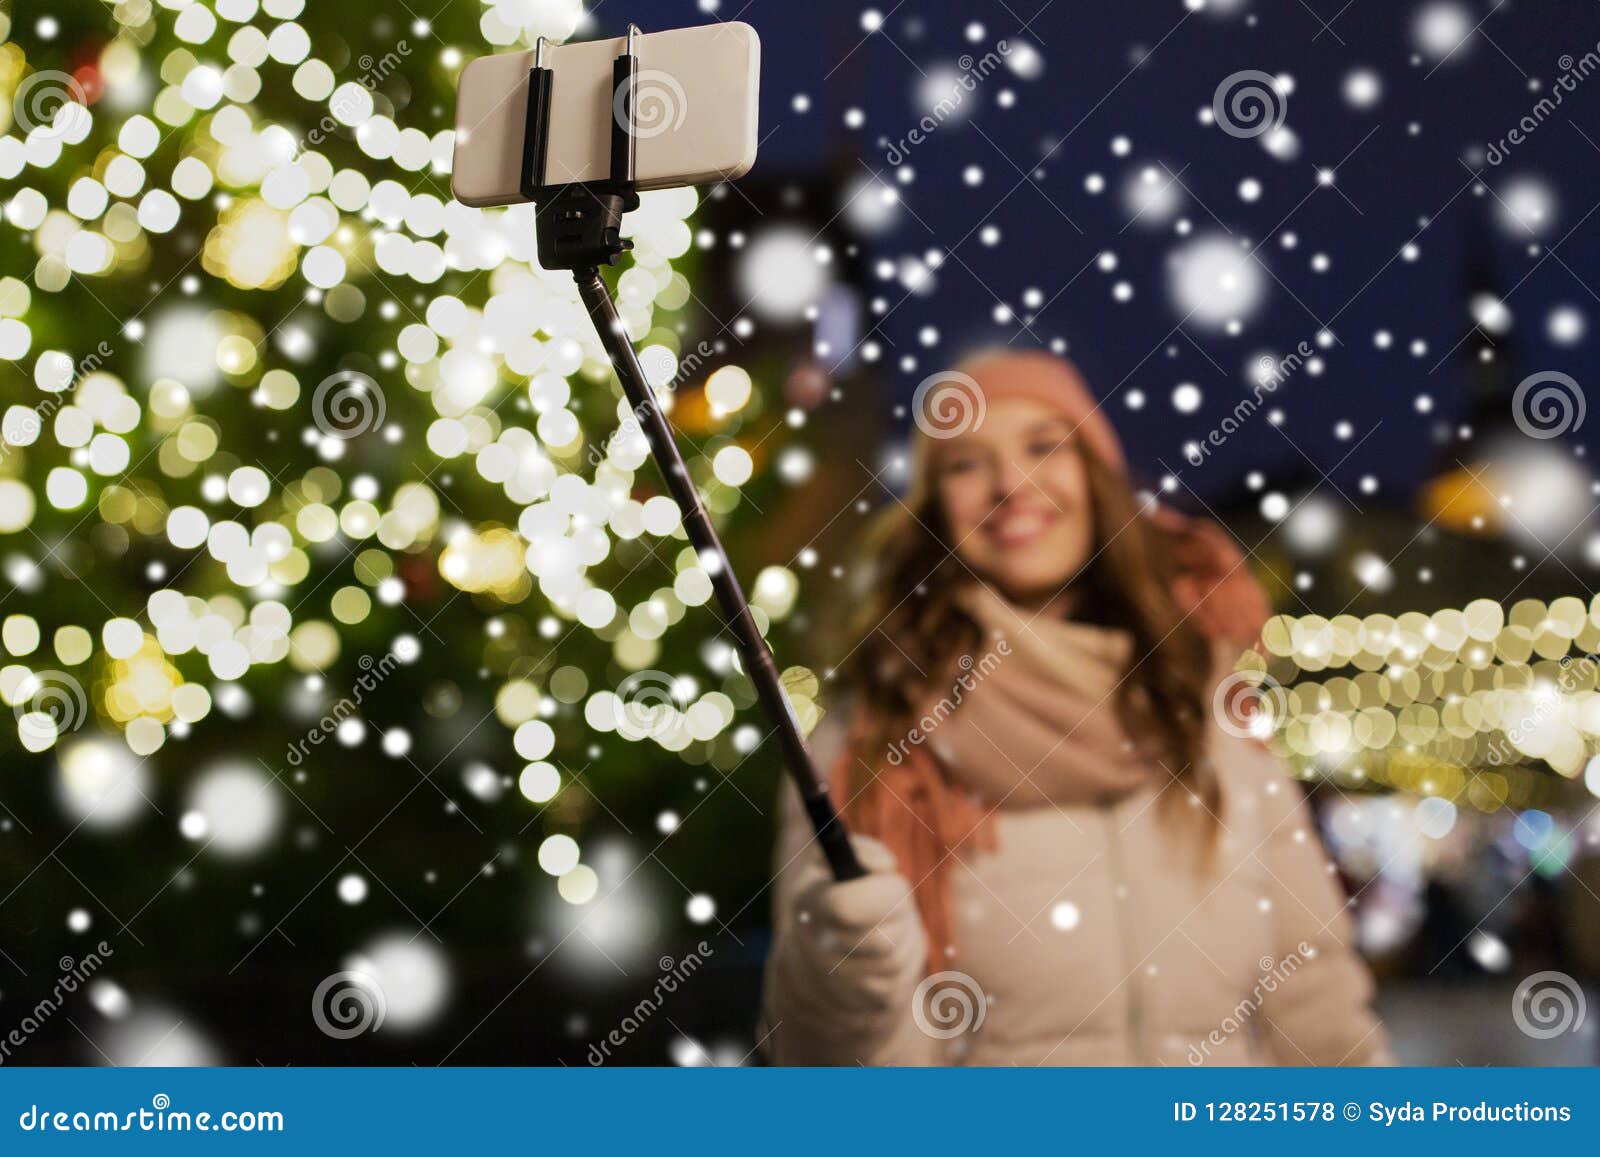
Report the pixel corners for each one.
[2,0,1595,1068]
[643,0,1600,508]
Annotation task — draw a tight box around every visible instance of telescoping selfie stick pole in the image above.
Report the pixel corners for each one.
[518,27,863,882]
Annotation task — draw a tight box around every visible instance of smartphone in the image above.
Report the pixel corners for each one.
[451,23,761,208]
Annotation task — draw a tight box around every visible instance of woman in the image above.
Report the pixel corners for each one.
[761,350,1391,1066]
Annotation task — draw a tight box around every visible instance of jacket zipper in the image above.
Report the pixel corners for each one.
[1102,803,1148,1064]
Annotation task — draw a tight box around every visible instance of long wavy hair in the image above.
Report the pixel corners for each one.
[837,441,1218,810]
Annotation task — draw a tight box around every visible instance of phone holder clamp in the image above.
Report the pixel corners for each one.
[520,29,641,271]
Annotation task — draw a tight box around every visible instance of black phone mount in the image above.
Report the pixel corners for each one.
[518,27,864,883]
[519,30,640,270]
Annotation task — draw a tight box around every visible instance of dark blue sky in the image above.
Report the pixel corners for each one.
[637,0,1599,504]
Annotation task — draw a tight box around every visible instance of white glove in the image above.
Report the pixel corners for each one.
[783,835,927,1012]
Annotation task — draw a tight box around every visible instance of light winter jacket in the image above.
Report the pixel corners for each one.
[761,713,1393,1066]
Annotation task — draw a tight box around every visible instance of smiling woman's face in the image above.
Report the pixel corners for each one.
[933,398,1096,605]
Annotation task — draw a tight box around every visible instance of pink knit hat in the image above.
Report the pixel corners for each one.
[947,349,1127,472]
[913,349,1272,646]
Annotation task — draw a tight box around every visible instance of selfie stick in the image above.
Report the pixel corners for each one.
[517,27,864,882]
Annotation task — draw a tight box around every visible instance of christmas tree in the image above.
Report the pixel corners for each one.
[0,0,811,1063]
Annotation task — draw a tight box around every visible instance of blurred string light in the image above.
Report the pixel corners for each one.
[1244,595,1600,811]
[0,0,820,931]
[1166,233,1266,332]
[343,932,452,1032]
[1412,1,1474,63]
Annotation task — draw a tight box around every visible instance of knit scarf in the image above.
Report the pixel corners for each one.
[833,585,1164,974]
